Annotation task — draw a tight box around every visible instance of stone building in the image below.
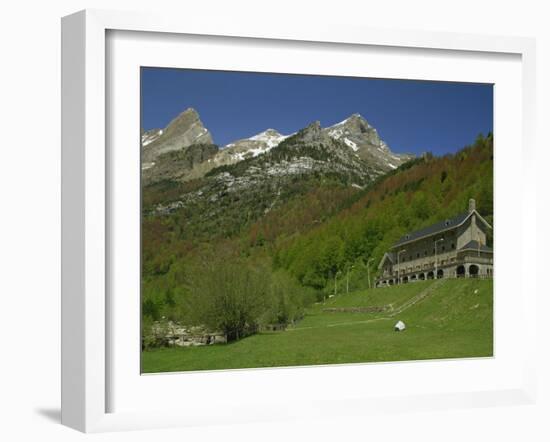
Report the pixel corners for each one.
[375,199,493,287]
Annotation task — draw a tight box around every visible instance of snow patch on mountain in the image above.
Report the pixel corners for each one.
[142,129,163,146]
[142,109,414,186]
[222,128,292,162]
[327,128,344,138]
[194,127,208,139]
[343,137,359,151]
[249,129,290,148]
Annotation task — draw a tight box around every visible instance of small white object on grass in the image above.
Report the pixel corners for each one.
[474,289,479,294]
[394,320,406,332]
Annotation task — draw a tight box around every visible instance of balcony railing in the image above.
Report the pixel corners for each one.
[376,273,493,284]
[392,254,492,273]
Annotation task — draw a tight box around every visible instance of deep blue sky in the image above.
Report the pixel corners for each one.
[141,68,493,156]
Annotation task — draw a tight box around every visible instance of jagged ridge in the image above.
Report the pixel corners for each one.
[141,109,413,185]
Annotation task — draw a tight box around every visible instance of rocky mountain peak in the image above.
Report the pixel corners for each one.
[142,108,414,186]
[330,113,372,132]
[141,128,163,147]
[142,107,213,163]
[308,120,322,130]
[214,128,291,168]
[296,121,327,143]
[163,108,206,138]
[249,128,286,144]
[322,114,412,170]
[254,128,282,137]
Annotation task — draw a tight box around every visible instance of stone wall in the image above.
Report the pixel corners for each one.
[150,322,227,347]
[456,215,487,250]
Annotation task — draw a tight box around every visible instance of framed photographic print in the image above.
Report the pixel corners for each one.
[61,9,538,433]
[139,67,495,374]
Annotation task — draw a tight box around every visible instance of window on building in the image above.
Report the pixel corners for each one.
[424,250,427,256]
[417,253,420,258]
[451,243,455,249]
[442,246,445,251]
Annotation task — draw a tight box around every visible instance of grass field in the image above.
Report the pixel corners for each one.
[141,278,493,373]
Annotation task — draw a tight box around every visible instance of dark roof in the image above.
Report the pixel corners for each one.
[392,212,470,248]
[460,240,493,253]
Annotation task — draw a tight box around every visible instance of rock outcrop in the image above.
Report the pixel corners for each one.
[142,108,213,164]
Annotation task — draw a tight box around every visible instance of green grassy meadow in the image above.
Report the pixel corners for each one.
[141,278,493,373]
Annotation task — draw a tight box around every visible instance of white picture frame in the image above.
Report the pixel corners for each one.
[61,9,538,433]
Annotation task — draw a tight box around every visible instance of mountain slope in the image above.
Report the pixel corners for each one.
[142,108,213,165]
[141,110,412,185]
[141,128,163,147]
[323,113,413,171]
[144,120,384,235]
[140,133,493,339]
[224,128,291,158]
[175,129,293,183]
[273,135,493,290]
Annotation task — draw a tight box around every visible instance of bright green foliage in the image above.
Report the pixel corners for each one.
[183,257,271,341]
[142,279,493,372]
[141,134,493,352]
[274,135,493,289]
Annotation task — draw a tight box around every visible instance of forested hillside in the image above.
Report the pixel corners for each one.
[141,133,493,345]
[272,133,493,291]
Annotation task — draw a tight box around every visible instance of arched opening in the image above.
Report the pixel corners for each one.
[437,269,444,279]
[468,264,479,278]
[411,274,417,281]
[457,265,466,278]
[419,273,425,280]
[427,271,434,280]
[388,279,394,285]
[403,276,409,283]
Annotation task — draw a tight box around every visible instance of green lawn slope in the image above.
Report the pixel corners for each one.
[141,278,493,373]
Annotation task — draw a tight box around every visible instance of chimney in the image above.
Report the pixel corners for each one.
[468,198,476,213]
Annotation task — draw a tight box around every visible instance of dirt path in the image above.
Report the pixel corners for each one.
[388,279,446,317]
[287,280,445,332]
